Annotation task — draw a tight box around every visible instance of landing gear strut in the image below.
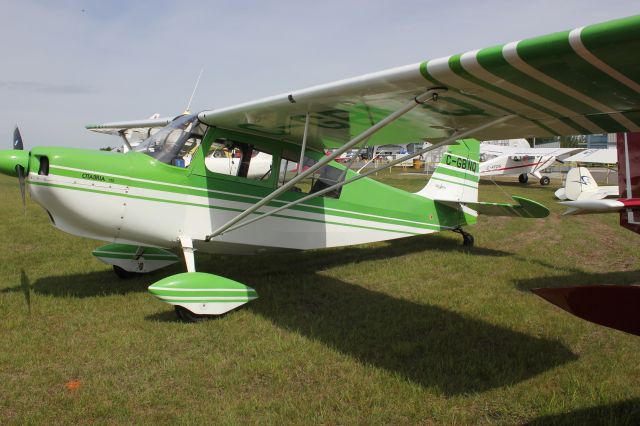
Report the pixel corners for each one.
[452,227,474,247]
[518,173,529,184]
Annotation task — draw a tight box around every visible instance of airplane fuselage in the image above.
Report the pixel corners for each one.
[25,141,467,256]
[480,154,555,178]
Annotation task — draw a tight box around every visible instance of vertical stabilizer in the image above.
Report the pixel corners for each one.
[565,167,598,200]
[416,139,480,202]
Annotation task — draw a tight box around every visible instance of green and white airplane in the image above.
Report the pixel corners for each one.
[1,15,639,321]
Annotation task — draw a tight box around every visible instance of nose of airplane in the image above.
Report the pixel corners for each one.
[0,149,29,177]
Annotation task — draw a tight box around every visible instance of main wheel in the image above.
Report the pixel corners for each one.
[518,173,529,184]
[113,265,136,279]
[175,306,208,323]
[539,176,550,186]
[463,234,474,247]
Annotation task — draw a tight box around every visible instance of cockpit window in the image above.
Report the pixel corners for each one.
[204,138,274,181]
[135,114,207,167]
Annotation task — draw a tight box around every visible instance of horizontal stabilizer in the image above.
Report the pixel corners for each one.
[533,285,640,336]
[457,196,549,218]
[560,198,640,215]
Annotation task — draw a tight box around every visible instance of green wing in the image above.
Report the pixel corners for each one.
[198,15,640,150]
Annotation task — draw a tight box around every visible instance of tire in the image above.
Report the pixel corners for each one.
[463,234,474,247]
[175,306,208,323]
[113,265,137,279]
[540,176,550,186]
[518,173,529,184]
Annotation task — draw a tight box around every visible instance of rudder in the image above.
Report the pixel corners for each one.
[416,139,480,202]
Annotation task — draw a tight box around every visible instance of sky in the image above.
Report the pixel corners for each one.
[1,0,638,148]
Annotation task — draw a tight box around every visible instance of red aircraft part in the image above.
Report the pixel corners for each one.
[617,132,640,234]
[533,285,640,336]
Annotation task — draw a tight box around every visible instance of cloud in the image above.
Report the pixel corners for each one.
[0,81,97,95]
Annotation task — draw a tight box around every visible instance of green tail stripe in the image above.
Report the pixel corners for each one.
[434,167,480,182]
[430,176,478,190]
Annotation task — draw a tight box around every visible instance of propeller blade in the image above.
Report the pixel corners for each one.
[532,285,640,336]
[13,125,23,150]
[16,165,26,208]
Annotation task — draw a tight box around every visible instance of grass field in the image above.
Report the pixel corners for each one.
[2,171,640,424]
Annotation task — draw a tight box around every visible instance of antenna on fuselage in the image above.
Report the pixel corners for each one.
[183,68,204,115]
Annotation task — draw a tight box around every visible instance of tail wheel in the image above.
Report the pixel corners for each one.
[540,176,550,186]
[518,173,529,184]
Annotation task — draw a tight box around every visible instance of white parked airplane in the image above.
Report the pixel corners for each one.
[555,167,619,201]
[480,143,581,185]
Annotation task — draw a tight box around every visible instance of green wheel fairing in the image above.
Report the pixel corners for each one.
[148,273,258,313]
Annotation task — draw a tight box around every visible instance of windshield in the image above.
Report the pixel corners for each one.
[134,114,207,166]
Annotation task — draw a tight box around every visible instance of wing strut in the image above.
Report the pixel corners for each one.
[118,130,132,153]
[205,87,447,241]
[295,112,310,176]
[215,115,514,236]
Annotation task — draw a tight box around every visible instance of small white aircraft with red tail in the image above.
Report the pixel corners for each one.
[480,144,580,185]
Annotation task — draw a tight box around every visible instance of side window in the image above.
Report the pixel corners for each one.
[279,149,346,198]
[204,139,273,181]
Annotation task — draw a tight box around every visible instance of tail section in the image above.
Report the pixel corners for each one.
[417,138,480,202]
[565,167,599,200]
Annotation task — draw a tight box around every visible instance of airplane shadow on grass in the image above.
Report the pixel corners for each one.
[4,234,577,395]
[515,269,640,292]
[527,399,640,425]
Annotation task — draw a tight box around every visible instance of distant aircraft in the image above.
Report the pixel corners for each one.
[1,15,639,322]
[554,167,619,201]
[480,143,581,185]
[559,133,639,218]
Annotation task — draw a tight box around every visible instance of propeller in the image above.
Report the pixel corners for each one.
[13,125,27,208]
[13,125,23,150]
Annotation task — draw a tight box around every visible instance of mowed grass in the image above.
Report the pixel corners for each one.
[1,171,640,424]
